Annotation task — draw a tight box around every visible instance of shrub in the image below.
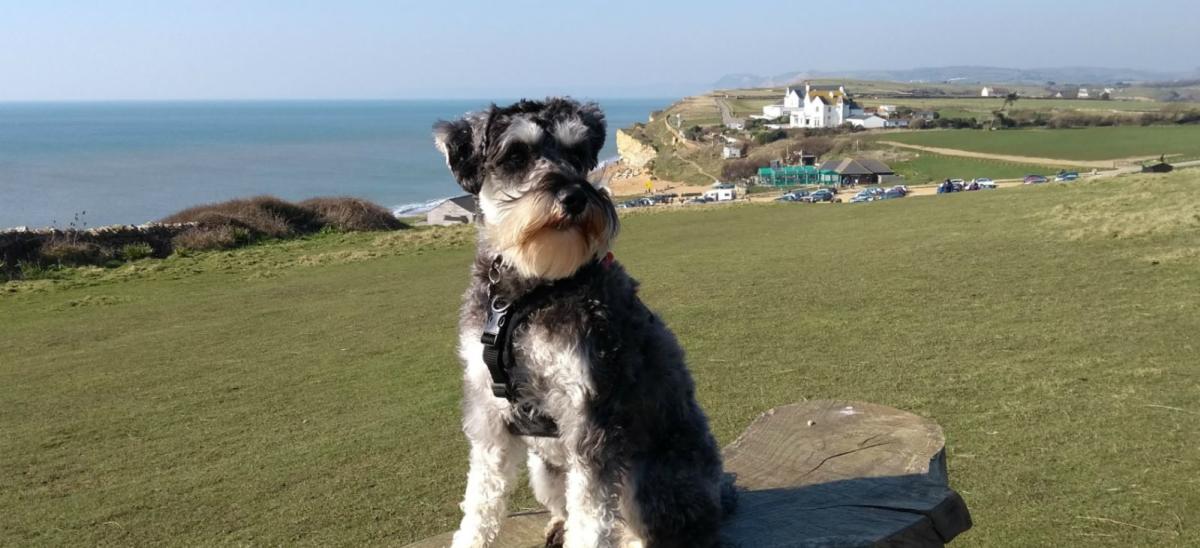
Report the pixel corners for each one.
[298,197,407,231]
[120,242,155,261]
[721,159,760,181]
[161,196,322,239]
[172,225,251,252]
[40,238,109,266]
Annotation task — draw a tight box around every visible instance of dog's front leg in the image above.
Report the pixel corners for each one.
[560,435,621,548]
[451,400,524,548]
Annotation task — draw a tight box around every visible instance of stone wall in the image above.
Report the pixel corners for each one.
[616,129,657,170]
[1,224,188,276]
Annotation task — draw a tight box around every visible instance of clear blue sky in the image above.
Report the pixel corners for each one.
[1,0,1197,101]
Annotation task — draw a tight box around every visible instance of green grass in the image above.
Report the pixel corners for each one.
[4,173,1200,546]
[890,152,1068,183]
[858,97,1200,115]
[883,126,1200,161]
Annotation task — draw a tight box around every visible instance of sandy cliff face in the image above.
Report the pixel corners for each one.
[616,129,657,169]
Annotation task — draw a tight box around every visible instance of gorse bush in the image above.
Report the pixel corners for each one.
[162,195,406,252]
[298,197,407,231]
[120,242,155,261]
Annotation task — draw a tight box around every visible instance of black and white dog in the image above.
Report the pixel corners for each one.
[434,98,731,548]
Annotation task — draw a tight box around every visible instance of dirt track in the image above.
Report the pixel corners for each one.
[879,141,1158,169]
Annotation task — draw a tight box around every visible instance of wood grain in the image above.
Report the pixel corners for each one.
[405,400,971,548]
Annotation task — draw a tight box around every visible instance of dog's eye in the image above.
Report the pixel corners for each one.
[499,145,530,171]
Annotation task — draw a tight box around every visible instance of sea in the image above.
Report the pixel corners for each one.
[0,99,669,229]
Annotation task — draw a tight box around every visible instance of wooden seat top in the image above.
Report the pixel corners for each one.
[405,400,972,547]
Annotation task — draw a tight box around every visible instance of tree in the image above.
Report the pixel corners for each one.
[721,158,760,181]
[989,92,1020,130]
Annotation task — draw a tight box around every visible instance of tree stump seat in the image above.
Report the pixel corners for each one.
[405,400,972,547]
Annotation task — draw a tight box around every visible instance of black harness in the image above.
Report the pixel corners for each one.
[480,255,607,438]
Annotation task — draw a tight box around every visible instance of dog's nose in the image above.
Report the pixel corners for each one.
[557,186,587,216]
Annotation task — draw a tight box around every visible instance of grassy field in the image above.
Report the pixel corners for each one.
[889,152,1067,183]
[882,126,1200,162]
[4,172,1200,546]
[857,97,1200,116]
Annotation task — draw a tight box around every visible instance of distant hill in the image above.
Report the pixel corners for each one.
[713,66,1199,89]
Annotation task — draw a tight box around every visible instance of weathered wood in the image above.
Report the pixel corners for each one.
[405,400,971,548]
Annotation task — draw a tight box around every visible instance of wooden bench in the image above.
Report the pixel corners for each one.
[405,400,972,547]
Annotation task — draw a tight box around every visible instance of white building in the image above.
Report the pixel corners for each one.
[759,83,863,128]
[981,86,994,97]
[845,114,888,129]
[426,195,477,226]
[1077,88,1090,99]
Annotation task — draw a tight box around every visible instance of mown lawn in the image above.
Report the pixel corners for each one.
[883,126,1200,161]
[3,172,1199,546]
[889,152,1068,183]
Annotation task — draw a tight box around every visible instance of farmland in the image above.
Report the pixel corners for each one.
[888,152,1066,183]
[4,171,1200,546]
[881,126,1200,162]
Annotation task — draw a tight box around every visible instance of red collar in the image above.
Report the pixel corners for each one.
[601,251,614,270]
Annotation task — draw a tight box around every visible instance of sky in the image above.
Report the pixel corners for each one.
[1,0,1198,101]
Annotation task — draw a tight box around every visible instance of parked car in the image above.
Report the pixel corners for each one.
[1024,174,1048,184]
[775,193,802,202]
[683,196,711,205]
[804,189,836,203]
[937,180,958,194]
[850,193,874,203]
[1056,171,1080,182]
[974,178,997,189]
[879,188,906,200]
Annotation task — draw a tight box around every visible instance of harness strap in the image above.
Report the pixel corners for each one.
[479,255,610,437]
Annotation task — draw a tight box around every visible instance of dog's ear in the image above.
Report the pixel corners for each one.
[577,102,607,171]
[433,116,485,194]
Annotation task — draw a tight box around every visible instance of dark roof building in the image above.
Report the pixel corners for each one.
[817,158,896,185]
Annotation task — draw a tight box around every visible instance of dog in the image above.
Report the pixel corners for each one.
[434,98,732,548]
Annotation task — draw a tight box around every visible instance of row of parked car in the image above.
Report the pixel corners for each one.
[775,187,840,203]
[1025,171,1079,184]
[616,194,676,209]
[849,185,909,203]
[937,178,998,193]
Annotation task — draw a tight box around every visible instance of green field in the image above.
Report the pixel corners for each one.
[883,125,1200,161]
[4,172,1200,546]
[889,152,1067,183]
[858,97,1200,115]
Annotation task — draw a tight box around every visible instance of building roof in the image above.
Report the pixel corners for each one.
[856,158,894,174]
[437,195,477,212]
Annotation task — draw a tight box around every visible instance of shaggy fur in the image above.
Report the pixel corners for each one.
[434,98,730,548]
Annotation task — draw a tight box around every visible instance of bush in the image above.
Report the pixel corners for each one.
[752,129,787,145]
[161,195,323,239]
[120,242,155,261]
[721,159,760,181]
[40,238,109,266]
[298,197,407,231]
[172,225,251,252]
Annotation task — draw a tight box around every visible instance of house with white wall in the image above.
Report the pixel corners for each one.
[759,83,863,128]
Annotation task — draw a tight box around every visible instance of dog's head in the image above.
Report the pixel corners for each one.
[434,98,618,280]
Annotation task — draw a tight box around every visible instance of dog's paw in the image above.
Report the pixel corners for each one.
[543,519,565,548]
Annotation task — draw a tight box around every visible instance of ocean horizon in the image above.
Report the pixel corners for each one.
[0,98,668,229]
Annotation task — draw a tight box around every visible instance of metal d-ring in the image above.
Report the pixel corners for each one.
[490,295,510,313]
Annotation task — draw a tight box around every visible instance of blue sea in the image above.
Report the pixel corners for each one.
[0,99,668,228]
